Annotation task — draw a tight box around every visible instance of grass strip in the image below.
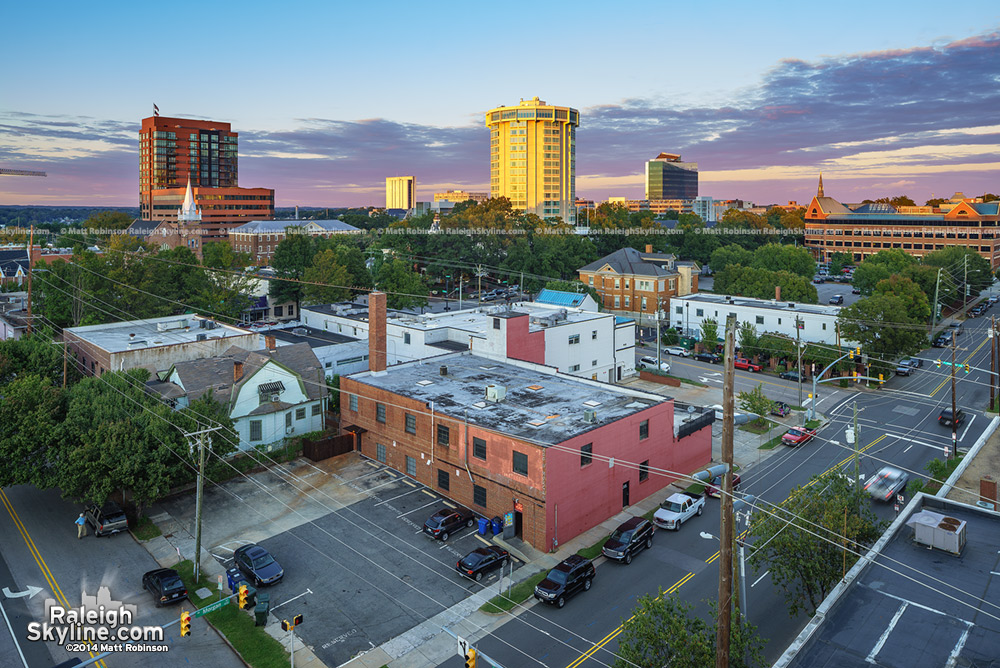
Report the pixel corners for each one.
[804,419,821,429]
[576,534,610,560]
[479,571,548,614]
[759,434,785,450]
[174,560,289,668]
[739,422,771,435]
[131,515,162,541]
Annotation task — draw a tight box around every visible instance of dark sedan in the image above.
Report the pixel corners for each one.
[456,546,509,582]
[693,352,721,364]
[233,544,284,586]
[706,473,741,499]
[423,506,476,541]
[142,568,188,607]
[779,370,808,382]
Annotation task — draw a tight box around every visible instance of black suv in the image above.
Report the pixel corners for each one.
[423,506,476,541]
[693,352,721,364]
[534,554,595,608]
[142,568,188,607]
[602,517,655,565]
[939,408,965,427]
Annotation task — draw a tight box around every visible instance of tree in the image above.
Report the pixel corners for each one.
[0,374,65,488]
[737,383,772,427]
[714,265,818,303]
[613,590,766,668]
[0,333,67,386]
[873,275,930,323]
[924,246,992,300]
[375,258,429,309]
[829,252,854,275]
[850,262,891,296]
[270,232,319,310]
[700,318,719,350]
[710,244,753,273]
[738,322,761,359]
[302,249,353,304]
[751,243,816,279]
[749,473,884,616]
[174,390,240,484]
[838,293,927,361]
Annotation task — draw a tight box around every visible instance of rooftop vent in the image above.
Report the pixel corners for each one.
[439,365,448,376]
[196,333,207,341]
[485,385,507,402]
[584,409,597,423]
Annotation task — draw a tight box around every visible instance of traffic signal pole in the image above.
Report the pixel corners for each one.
[951,330,958,460]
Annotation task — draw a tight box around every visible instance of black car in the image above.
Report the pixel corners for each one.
[456,546,509,582]
[233,544,284,586]
[693,352,721,364]
[423,506,476,541]
[933,335,950,348]
[851,288,861,294]
[142,568,188,607]
[779,370,807,382]
[601,517,655,565]
[938,408,965,427]
[829,295,844,305]
[534,554,595,608]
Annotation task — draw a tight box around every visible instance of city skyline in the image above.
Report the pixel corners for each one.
[1,1,998,209]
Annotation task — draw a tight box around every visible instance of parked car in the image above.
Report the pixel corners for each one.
[864,466,909,502]
[653,492,705,530]
[638,356,670,372]
[663,345,690,357]
[851,287,862,294]
[812,276,825,284]
[779,370,807,382]
[895,365,913,376]
[950,321,964,335]
[771,401,790,417]
[455,546,509,582]
[233,544,284,586]
[705,473,741,499]
[84,501,128,537]
[900,358,923,368]
[938,408,965,427]
[602,517,655,564]
[933,335,950,348]
[781,427,818,447]
[533,554,595,608]
[142,568,188,607]
[693,352,721,364]
[423,506,476,541]
[734,357,763,372]
[829,294,844,305]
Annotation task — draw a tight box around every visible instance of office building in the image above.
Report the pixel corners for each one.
[432,190,489,203]
[386,176,416,210]
[645,153,698,200]
[486,97,579,224]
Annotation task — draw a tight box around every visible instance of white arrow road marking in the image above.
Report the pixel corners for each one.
[699,376,723,384]
[2,586,42,599]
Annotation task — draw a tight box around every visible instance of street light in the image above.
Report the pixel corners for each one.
[701,531,748,623]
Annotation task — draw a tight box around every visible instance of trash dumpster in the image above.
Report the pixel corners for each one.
[491,516,502,535]
[477,517,490,535]
[226,567,246,594]
[254,600,269,626]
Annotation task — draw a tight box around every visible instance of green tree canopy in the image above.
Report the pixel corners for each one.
[737,383,772,426]
[710,244,754,273]
[270,232,320,307]
[375,258,429,309]
[838,293,927,361]
[0,374,65,488]
[873,275,930,322]
[850,262,891,296]
[714,265,818,303]
[700,317,719,349]
[924,246,992,299]
[829,252,854,275]
[751,243,816,278]
[302,249,353,304]
[738,321,761,358]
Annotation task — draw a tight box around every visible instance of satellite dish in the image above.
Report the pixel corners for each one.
[687,406,696,414]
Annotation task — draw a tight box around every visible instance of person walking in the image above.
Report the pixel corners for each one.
[76,513,87,539]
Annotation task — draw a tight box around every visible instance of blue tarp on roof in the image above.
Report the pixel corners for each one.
[535,289,586,307]
[615,316,635,324]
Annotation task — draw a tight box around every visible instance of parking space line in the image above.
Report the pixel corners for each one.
[399,499,440,517]
[374,488,422,506]
[364,460,381,469]
[441,499,457,508]
[420,489,437,499]
[365,478,401,493]
[475,535,492,546]
[402,479,417,488]
[439,528,477,547]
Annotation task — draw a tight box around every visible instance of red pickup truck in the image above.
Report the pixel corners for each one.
[734,357,763,372]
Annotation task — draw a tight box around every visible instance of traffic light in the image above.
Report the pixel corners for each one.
[935,359,942,368]
[856,347,861,356]
[965,363,971,374]
[238,584,248,610]
[281,619,290,632]
[293,614,303,627]
[180,610,191,637]
[878,373,884,383]
[849,349,854,360]
[464,648,477,668]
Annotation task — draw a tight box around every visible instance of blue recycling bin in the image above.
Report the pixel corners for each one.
[491,517,502,535]
[477,517,490,535]
[227,567,246,593]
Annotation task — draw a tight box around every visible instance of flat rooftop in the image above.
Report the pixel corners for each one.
[269,326,358,349]
[783,496,1000,667]
[674,293,842,317]
[348,352,667,445]
[65,315,255,353]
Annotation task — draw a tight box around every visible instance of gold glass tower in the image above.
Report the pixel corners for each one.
[486,97,579,223]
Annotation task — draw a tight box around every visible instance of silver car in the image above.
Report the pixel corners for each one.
[864,466,909,502]
[663,346,690,357]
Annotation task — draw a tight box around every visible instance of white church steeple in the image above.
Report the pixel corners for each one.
[178,178,202,223]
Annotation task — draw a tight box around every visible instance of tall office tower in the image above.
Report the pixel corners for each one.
[645,153,698,200]
[139,116,273,225]
[385,176,416,210]
[486,97,579,224]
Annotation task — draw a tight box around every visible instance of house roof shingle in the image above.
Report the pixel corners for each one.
[578,246,681,277]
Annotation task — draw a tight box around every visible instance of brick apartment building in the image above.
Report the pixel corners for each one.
[229,220,360,264]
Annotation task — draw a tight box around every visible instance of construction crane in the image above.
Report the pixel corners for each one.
[0,168,47,177]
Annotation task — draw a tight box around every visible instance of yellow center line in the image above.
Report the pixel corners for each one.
[0,489,105,667]
[563,433,888,668]
[928,336,988,397]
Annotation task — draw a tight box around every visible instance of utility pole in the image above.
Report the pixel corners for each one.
[656,312,662,369]
[62,342,68,388]
[795,317,803,409]
[951,331,958,460]
[25,226,34,337]
[716,314,737,668]
[185,426,220,582]
[991,315,996,412]
[995,319,1000,405]
[932,267,943,330]
[963,255,969,312]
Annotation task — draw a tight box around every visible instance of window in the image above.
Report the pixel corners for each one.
[581,443,593,466]
[696,308,704,317]
[639,419,649,440]
[349,394,358,412]
[512,451,528,476]
[295,407,306,420]
[376,403,386,423]
[624,279,630,289]
[437,424,450,446]
[592,330,598,340]
[569,334,580,345]
[615,278,620,289]
[676,306,683,315]
[437,468,450,491]
[588,276,594,286]
[822,323,827,330]
[614,296,621,308]
[624,296,630,308]
[405,456,416,477]
[285,412,292,428]
[641,297,647,310]
[756,316,764,325]
[405,413,416,434]
[249,420,262,442]
[639,460,649,482]
[473,437,487,460]
[569,364,580,372]
[376,443,386,463]
[473,484,487,507]
[493,318,501,330]
[312,403,321,416]
[592,359,598,366]
[274,306,283,317]
[403,332,411,344]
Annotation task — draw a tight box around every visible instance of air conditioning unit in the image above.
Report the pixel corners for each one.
[271,393,280,402]
[584,409,597,423]
[485,385,507,402]
[285,426,294,435]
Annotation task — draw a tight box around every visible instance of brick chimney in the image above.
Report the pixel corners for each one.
[265,334,276,351]
[645,244,653,253]
[234,360,244,383]
[775,285,781,301]
[369,291,387,372]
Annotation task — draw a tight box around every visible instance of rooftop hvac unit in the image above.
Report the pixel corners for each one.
[196,333,207,341]
[198,319,207,329]
[485,385,507,402]
[909,510,967,555]
[584,409,597,423]
[439,365,448,376]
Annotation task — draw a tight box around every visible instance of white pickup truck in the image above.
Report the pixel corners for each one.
[653,492,705,530]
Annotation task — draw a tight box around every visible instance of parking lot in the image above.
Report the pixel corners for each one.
[208,460,522,667]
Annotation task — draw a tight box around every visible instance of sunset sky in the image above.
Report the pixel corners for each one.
[1,0,998,208]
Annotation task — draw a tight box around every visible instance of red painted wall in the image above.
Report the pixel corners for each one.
[505,314,545,364]
[543,400,711,549]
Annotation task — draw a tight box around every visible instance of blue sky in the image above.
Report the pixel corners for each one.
[1,1,998,207]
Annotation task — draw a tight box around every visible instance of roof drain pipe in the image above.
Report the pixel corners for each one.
[463,410,475,484]
[429,401,435,465]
